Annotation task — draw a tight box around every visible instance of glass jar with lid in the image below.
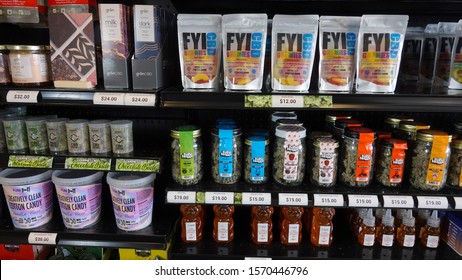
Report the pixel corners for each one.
[309,137,339,188]
[324,114,351,133]
[384,115,414,133]
[306,131,333,179]
[244,135,269,184]
[409,130,452,191]
[7,45,52,87]
[375,138,408,187]
[275,118,304,127]
[0,45,11,85]
[339,127,376,188]
[171,125,203,186]
[270,112,297,135]
[332,118,363,141]
[211,124,242,184]
[272,125,306,186]
[393,121,430,144]
[447,139,462,188]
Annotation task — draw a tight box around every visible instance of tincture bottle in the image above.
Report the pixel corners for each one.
[358,209,376,247]
[421,210,440,249]
[397,210,416,248]
[376,209,395,247]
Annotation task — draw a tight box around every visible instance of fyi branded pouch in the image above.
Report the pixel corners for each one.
[400,27,424,82]
[433,22,457,86]
[222,14,268,91]
[356,15,409,93]
[177,14,222,89]
[271,14,319,92]
[449,20,462,89]
[318,16,360,92]
[419,24,439,83]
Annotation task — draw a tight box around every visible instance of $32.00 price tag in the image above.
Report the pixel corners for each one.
[278,193,308,206]
[93,92,125,105]
[272,95,304,108]
[242,193,271,205]
[28,232,57,245]
[205,192,234,204]
[124,93,156,107]
[417,196,449,209]
[7,90,39,103]
[313,194,344,207]
[348,194,379,208]
[382,195,414,208]
[166,191,196,204]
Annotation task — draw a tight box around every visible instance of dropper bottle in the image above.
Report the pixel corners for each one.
[358,209,376,247]
[417,210,431,238]
[421,210,440,248]
[355,208,368,237]
[375,208,386,235]
[395,208,407,238]
[397,210,416,248]
[377,209,395,247]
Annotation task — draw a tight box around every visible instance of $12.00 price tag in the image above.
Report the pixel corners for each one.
[348,194,379,208]
[93,92,125,105]
[28,232,57,245]
[278,193,308,206]
[7,90,39,103]
[242,193,271,205]
[271,95,304,108]
[382,195,414,208]
[166,191,196,204]
[124,93,156,107]
[417,196,449,209]
[313,194,344,207]
[205,192,234,204]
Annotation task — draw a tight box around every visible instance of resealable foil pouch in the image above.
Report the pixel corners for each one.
[318,16,360,92]
[356,15,409,93]
[177,14,222,89]
[222,14,268,91]
[419,24,438,83]
[449,20,462,89]
[399,27,424,82]
[433,22,458,86]
[271,14,319,92]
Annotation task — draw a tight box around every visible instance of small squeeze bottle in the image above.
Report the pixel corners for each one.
[213,205,235,243]
[376,209,395,247]
[251,206,274,245]
[421,210,440,249]
[358,209,376,247]
[397,210,416,248]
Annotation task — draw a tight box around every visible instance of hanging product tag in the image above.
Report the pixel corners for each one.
[319,140,336,184]
[218,129,234,178]
[426,135,450,188]
[283,131,301,181]
[388,140,407,184]
[355,132,374,183]
[250,137,266,181]
[179,131,195,180]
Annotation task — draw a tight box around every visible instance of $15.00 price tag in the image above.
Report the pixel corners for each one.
[124,93,156,107]
[348,194,379,208]
[417,196,449,209]
[93,92,125,105]
[382,195,414,208]
[166,191,196,204]
[28,232,57,245]
[7,90,39,103]
[278,193,308,206]
[272,95,304,108]
[313,194,344,207]
[242,193,271,205]
[205,192,234,204]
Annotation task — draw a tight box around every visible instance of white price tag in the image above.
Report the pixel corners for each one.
[166,191,196,204]
[278,193,308,206]
[93,92,125,105]
[245,257,272,260]
[272,95,304,108]
[454,197,462,210]
[417,196,449,209]
[242,193,272,205]
[124,93,156,107]
[205,192,234,204]
[7,90,39,103]
[28,232,57,245]
[313,194,344,207]
[348,194,379,208]
[383,195,414,208]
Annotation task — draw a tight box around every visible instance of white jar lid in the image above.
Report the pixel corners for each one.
[275,124,306,139]
[66,119,89,127]
[0,169,53,186]
[46,118,69,125]
[107,172,155,189]
[89,119,111,128]
[110,120,133,128]
[52,170,104,186]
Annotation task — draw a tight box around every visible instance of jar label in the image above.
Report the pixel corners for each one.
[382,234,394,247]
[218,221,229,241]
[10,54,49,83]
[355,133,374,183]
[111,126,134,155]
[388,142,407,184]
[218,129,234,178]
[251,140,265,181]
[257,223,269,242]
[89,125,111,154]
[47,123,68,152]
[288,223,300,243]
[67,125,90,154]
[363,234,375,246]
[27,122,48,152]
[426,235,439,248]
[283,132,301,181]
[179,131,195,180]
[185,222,197,241]
[403,234,415,247]
[425,135,450,187]
[319,142,336,184]
[319,225,331,245]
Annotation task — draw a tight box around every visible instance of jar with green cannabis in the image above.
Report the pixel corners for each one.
[306,131,333,179]
[171,125,203,186]
[448,139,462,188]
[272,125,306,186]
[332,119,363,141]
[25,117,49,155]
[309,137,338,188]
[409,130,452,191]
[393,121,430,145]
[384,115,413,133]
[324,114,351,133]
[270,112,297,135]
[339,127,376,188]
[211,125,242,184]
[244,136,269,184]
[3,117,29,154]
[375,138,407,187]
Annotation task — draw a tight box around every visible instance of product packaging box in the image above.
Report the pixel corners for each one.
[0,244,52,260]
[443,212,462,256]
[0,0,46,23]
[49,12,97,88]
[99,3,132,89]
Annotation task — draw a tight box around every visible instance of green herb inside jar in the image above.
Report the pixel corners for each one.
[3,117,28,154]
[26,117,49,155]
[171,125,203,186]
[244,135,269,184]
[309,137,338,188]
[447,139,462,188]
[375,138,407,188]
[211,125,242,184]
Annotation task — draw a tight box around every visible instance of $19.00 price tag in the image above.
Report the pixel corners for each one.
[124,93,156,107]
[278,193,308,206]
[348,194,379,208]
[28,232,57,245]
[7,90,39,103]
[166,191,196,204]
[382,195,414,208]
[272,95,304,108]
[417,196,449,209]
[205,192,234,204]
[93,92,125,105]
[313,194,344,207]
[242,193,272,205]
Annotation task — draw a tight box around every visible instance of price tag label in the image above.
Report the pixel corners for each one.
[417,196,449,209]
[348,194,379,208]
[65,157,112,171]
[313,194,344,207]
[205,192,234,204]
[124,93,156,107]
[7,90,39,103]
[93,92,125,105]
[383,195,414,208]
[278,193,308,206]
[115,159,160,172]
[272,95,304,108]
[28,232,57,245]
[242,193,272,205]
[166,191,196,204]
[454,197,462,210]
[8,155,53,168]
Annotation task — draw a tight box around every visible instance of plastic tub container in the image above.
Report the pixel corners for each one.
[52,170,104,229]
[88,120,112,156]
[107,172,156,231]
[110,120,134,156]
[0,169,53,229]
[66,119,90,155]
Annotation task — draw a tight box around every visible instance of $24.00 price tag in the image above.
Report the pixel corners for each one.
[166,191,196,204]
[271,95,304,108]
[278,193,308,206]
[417,196,449,209]
[7,90,39,103]
[93,92,125,105]
[382,195,414,208]
[205,192,234,204]
[28,232,57,245]
[348,194,379,208]
[124,93,156,107]
[242,193,271,205]
[313,194,344,207]
[454,197,462,210]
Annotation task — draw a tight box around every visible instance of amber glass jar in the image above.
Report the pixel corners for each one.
[7,45,52,87]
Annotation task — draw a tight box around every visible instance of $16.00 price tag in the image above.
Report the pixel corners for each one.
[7,90,39,103]
[124,93,156,107]
[242,193,271,205]
[166,191,196,204]
[278,193,308,206]
[272,95,304,108]
[93,92,125,105]
[348,194,379,208]
[28,232,57,245]
[313,194,344,207]
[417,196,449,209]
[382,195,414,208]
[205,192,234,204]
